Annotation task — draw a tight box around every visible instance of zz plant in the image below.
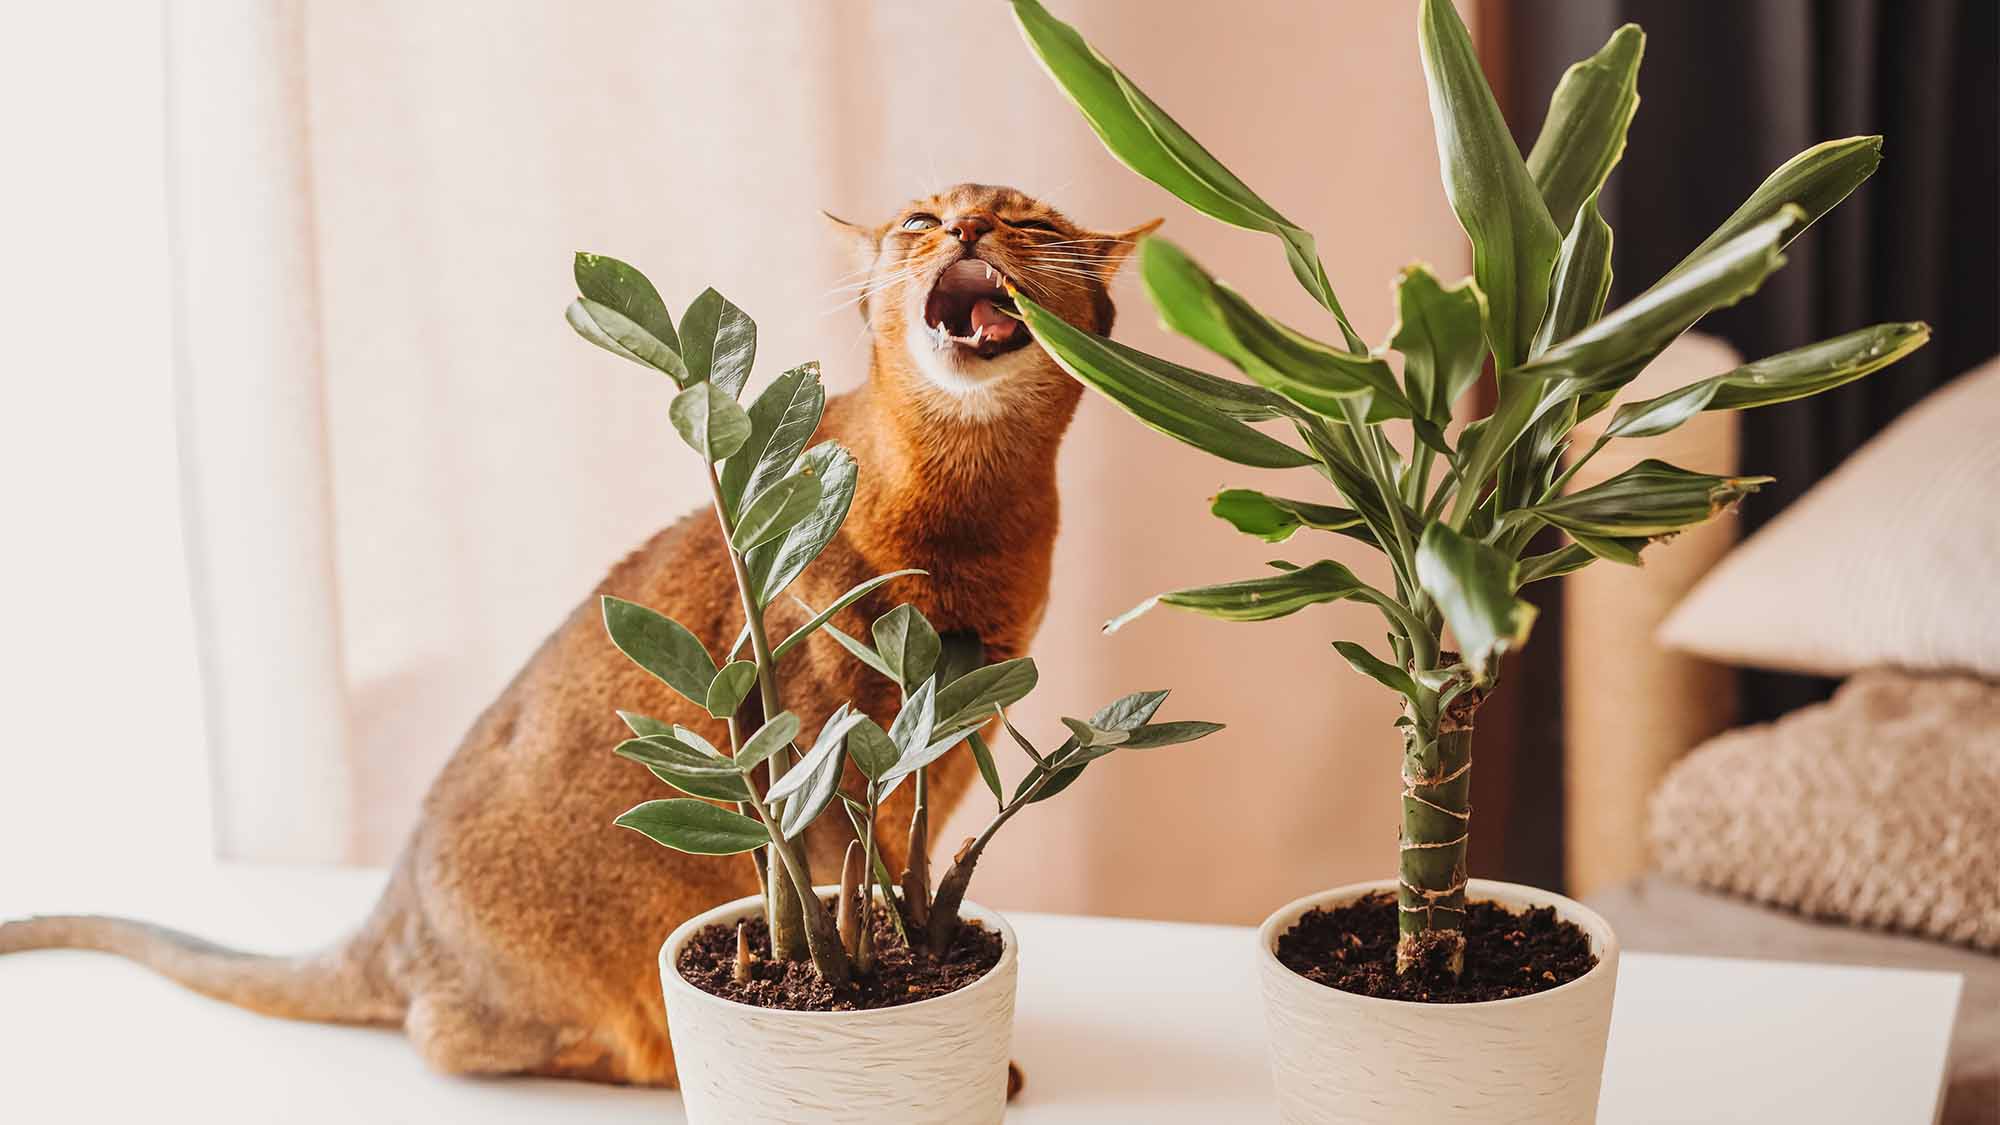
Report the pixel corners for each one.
[1009,0,1928,974]
[566,254,1220,987]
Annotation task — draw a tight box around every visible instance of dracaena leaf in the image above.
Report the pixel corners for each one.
[1531,191,1613,356]
[1526,25,1644,237]
[615,798,767,856]
[721,362,824,514]
[1662,136,1882,285]
[1418,0,1561,369]
[1108,559,1367,632]
[1141,239,1405,420]
[601,596,717,706]
[677,288,757,398]
[1415,523,1536,685]
[1332,640,1422,699]
[1702,322,1931,411]
[1009,0,1362,344]
[1210,489,1372,546]
[1391,265,1488,427]
[1521,458,1770,539]
[1013,289,1317,469]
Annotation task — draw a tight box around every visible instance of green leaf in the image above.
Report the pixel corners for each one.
[1703,322,1931,411]
[771,709,866,839]
[618,711,675,739]
[721,362,826,515]
[1210,489,1371,545]
[837,796,909,946]
[1418,0,1562,369]
[1520,458,1771,539]
[746,442,857,605]
[601,596,718,706]
[772,570,927,662]
[820,619,900,683]
[734,710,801,772]
[703,660,758,719]
[1415,523,1536,684]
[1140,239,1404,420]
[1060,717,1130,750]
[844,717,900,782]
[1390,265,1488,428]
[1108,558,1367,632]
[574,253,680,353]
[1526,25,1645,236]
[886,678,938,760]
[1570,532,1649,566]
[566,299,689,382]
[934,657,1040,738]
[1008,0,1361,344]
[1093,690,1171,731]
[967,730,1005,807]
[1531,191,1614,356]
[873,604,941,693]
[1516,542,1600,585]
[1333,640,1422,699]
[1013,290,1316,469]
[1662,136,1882,285]
[731,472,824,553]
[615,798,768,855]
[614,736,751,802]
[1120,720,1224,748]
[1600,379,1722,442]
[677,288,757,399]
[670,381,752,464]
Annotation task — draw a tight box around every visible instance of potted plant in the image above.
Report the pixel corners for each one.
[1007,1,1929,1120]
[566,254,1222,1123]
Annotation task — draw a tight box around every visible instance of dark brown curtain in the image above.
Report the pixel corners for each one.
[1475,0,1998,888]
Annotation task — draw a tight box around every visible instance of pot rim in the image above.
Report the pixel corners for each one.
[1256,876,1620,1012]
[659,885,1018,1021]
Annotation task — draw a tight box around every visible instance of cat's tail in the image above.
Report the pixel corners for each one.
[0,879,408,1026]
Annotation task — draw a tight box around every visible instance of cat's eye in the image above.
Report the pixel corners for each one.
[1009,218,1060,233]
[900,214,941,232]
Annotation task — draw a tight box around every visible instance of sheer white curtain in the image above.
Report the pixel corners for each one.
[168,0,1474,921]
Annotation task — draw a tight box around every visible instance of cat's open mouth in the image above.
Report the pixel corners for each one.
[923,258,1032,359]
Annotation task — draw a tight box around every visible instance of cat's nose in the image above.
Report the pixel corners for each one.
[944,215,993,244]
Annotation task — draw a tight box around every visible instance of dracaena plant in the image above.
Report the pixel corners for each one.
[1009,0,1928,975]
[566,254,1221,987]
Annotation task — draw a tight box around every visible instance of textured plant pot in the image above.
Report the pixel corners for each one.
[660,890,1018,1125]
[1257,878,1620,1125]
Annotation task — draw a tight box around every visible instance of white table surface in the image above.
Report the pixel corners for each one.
[0,864,1961,1123]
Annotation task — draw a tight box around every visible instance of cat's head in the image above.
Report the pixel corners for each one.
[828,184,1159,413]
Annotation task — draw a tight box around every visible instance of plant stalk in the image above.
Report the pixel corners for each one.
[1396,697,1474,976]
[706,466,810,962]
[738,778,851,985]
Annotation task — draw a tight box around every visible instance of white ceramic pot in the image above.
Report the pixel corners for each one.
[1257,878,1620,1125]
[659,890,1018,1125]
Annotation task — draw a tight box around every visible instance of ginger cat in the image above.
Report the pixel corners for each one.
[0,184,1158,1086]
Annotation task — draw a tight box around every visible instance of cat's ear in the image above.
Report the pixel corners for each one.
[1090,218,1164,281]
[822,210,881,279]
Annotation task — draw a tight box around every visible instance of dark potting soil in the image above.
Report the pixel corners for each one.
[676,902,1003,1012]
[1275,892,1598,1003]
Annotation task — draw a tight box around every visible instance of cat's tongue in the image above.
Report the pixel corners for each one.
[970,298,1020,342]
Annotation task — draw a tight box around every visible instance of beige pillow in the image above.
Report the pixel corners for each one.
[1649,670,2000,951]
[1659,355,2000,678]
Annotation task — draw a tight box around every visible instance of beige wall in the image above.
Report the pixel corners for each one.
[300,1,1470,922]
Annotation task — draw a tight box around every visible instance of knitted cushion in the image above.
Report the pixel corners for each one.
[1658,355,2000,678]
[1649,670,2000,951]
